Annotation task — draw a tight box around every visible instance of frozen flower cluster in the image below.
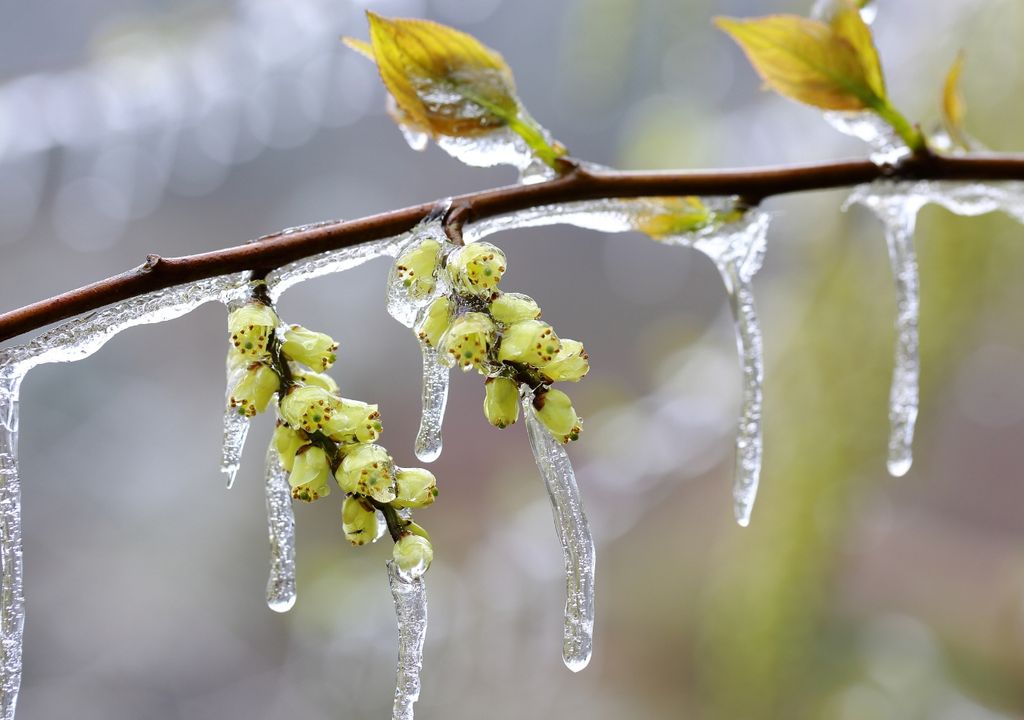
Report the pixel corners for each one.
[227,300,436,580]
[394,236,590,442]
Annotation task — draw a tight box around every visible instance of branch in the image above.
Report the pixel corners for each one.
[2,152,1024,344]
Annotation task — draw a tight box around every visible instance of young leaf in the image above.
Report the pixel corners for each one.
[714,12,884,111]
[716,4,925,153]
[343,13,566,168]
[634,197,714,239]
[942,51,970,150]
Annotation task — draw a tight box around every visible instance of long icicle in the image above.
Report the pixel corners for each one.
[879,201,921,477]
[388,560,428,720]
[264,443,296,613]
[719,262,765,527]
[220,408,250,489]
[0,369,25,720]
[414,343,449,463]
[522,393,595,672]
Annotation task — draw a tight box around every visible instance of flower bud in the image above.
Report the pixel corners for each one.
[342,496,383,546]
[281,325,338,371]
[416,296,453,348]
[496,320,561,367]
[272,422,308,472]
[395,238,443,299]
[534,388,582,443]
[338,444,397,503]
[291,368,340,394]
[279,385,343,434]
[393,534,433,580]
[289,445,332,502]
[489,292,541,325]
[322,399,382,444]
[229,363,280,417]
[539,339,590,383]
[228,303,279,360]
[393,467,438,508]
[483,377,519,428]
[446,242,506,296]
[440,312,497,373]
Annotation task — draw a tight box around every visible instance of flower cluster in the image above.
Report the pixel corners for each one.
[226,300,437,580]
[395,237,590,442]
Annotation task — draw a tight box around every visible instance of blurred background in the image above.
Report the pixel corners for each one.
[2,0,1024,717]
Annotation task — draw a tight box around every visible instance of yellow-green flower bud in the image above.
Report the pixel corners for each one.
[281,325,338,371]
[338,444,396,502]
[447,242,506,296]
[440,312,496,373]
[534,388,582,443]
[539,339,590,383]
[497,320,561,367]
[228,363,280,417]
[228,303,279,359]
[342,496,381,546]
[289,445,332,502]
[405,522,430,540]
[279,385,343,434]
[483,377,520,428]
[393,467,438,508]
[416,295,453,348]
[393,534,433,580]
[272,422,308,472]
[322,399,382,444]
[489,292,541,325]
[291,368,340,394]
[395,238,442,299]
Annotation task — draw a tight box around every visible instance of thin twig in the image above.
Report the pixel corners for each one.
[2,152,1024,343]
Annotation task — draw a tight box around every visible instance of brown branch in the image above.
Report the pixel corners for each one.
[2,152,1024,344]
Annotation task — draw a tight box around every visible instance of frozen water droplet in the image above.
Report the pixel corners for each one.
[385,224,451,329]
[264,444,296,613]
[220,408,250,489]
[435,125,558,182]
[414,343,449,463]
[523,392,595,672]
[812,0,876,24]
[0,369,25,720]
[823,111,909,167]
[399,124,429,152]
[388,561,428,720]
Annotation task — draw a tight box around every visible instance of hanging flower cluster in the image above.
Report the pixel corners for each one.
[227,299,437,580]
[394,236,590,441]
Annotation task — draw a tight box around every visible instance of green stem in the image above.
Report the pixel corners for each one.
[869,98,926,155]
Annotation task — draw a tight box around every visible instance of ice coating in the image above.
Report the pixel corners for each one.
[0,369,24,720]
[414,343,449,463]
[387,560,428,720]
[385,223,450,329]
[523,392,595,672]
[266,236,407,301]
[264,444,296,613]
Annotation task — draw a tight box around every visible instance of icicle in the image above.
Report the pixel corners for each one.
[414,343,449,463]
[0,368,25,720]
[264,444,296,613]
[522,393,595,672]
[387,560,428,720]
[877,201,921,477]
[717,262,765,527]
[220,408,250,489]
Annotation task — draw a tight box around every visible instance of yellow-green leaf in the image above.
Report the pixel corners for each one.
[343,13,566,167]
[829,2,885,99]
[942,51,970,150]
[714,13,885,112]
[634,197,714,240]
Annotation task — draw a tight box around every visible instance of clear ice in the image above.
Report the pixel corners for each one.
[220,398,250,489]
[0,369,24,720]
[264,444,296,613]
[414,343,448,463]
[387,560,428,720]
[523,393,595,671]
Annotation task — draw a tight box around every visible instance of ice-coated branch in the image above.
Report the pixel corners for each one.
[5,153,1024,343]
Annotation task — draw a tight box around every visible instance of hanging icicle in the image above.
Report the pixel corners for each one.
[523,392,595,672]
[0,369,25,720]
[388,560,428,720]
[414,343,449,462]
[264,445,297,613]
